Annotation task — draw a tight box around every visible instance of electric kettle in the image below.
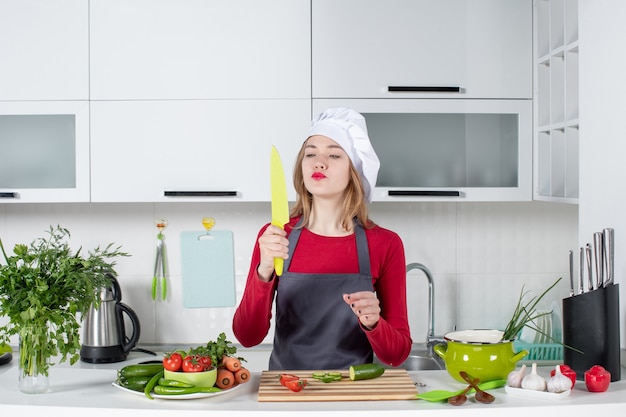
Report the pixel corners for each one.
[80,273,141,363]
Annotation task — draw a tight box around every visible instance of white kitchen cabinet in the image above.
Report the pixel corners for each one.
[89,0,310,100]
[534,0,579,203]
[312,0,532,99]
[0,0,88,101]
[313,99,532,202]
[90,100,310,202]
[0,101,90,203]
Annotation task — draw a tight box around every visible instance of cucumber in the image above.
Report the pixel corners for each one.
[118,363,164,379]
[348,363,385,381]
[118,376,152,392]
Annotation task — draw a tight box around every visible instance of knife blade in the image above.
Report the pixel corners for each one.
[585,243,593,292]
[270,145,289,276]
[579,247,585,295]
[568,250,574,296]
[603,228,614,287]
[593,232,604,290]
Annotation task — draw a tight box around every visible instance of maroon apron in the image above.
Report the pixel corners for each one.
[269,220,374,370]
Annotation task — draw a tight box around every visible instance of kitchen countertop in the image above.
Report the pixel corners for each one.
[1,349,625,417]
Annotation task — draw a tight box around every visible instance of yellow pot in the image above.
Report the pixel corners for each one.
[433,329,528,383]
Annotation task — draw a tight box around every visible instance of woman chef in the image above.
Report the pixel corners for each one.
[232,107,412,370]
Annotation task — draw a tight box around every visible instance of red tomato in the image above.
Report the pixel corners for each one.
[285,378,307,392]
[162,352,183,372]
[278,374,299,387]
[585,365,611,392]
[551,364,577,388]
[182,355,206,372]
[198,355,212,370]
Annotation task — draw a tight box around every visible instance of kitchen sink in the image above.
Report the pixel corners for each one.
[375,344,446,371]
[400,354,445,371]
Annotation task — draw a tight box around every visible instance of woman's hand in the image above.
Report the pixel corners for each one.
[343,291,381,330]
[257,224,289,281]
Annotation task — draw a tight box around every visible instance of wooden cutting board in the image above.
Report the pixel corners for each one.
[258,369,418,402]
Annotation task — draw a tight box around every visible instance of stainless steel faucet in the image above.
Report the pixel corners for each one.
[406,263,447,351]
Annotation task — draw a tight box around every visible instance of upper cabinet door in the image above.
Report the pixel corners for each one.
[0,101,90,203]
[90,0,311,100]
[312,0,532,99]
[0,0,88,100]
[90,100,310,203]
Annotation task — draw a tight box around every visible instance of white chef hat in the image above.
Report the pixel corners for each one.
[307,107,380,203]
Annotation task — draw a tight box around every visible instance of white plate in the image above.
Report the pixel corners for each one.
[112,382,241,400]
[505,385,571,400]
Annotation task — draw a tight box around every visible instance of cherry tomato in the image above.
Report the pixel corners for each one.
[551,364,577,388]
[585,365,611,392]
[285,378,307,392]
[278,373,299,387]
[162,352,183,372]
[198,355,212,370]
[182,355,206,372]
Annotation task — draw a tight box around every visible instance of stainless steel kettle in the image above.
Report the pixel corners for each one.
[80,273,140,363]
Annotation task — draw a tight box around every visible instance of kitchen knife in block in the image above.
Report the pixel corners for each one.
[180,230,235,308]
[270,145,289,276]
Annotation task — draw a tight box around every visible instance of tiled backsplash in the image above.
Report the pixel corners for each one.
[0,201,578,348]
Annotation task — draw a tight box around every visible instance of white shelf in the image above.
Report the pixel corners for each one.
[534,0,579,204]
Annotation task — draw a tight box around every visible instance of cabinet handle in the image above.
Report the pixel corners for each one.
[163,191,238,197]
[0,192,18,198]
[388,86,461,93]
[388,190,461,197]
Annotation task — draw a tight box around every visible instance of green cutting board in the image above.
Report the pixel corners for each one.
[180,230,235,308]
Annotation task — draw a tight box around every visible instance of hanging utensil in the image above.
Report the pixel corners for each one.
[152,218,168,301]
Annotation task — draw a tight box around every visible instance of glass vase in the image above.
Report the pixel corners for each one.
[18,326,50,394]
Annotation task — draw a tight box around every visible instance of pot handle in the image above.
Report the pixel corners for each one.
[433,343,447,360]
[117,303,141,353]
[510,349,529,364]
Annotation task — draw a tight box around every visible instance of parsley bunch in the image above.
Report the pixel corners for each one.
[0,225,129,377]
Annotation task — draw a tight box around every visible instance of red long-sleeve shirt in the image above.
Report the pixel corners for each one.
[232,217,412,366]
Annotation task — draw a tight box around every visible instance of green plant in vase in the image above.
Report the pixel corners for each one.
[0,225,129,393]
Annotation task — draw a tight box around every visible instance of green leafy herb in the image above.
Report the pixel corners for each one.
[189,332,243,367]
[0,225,129,377]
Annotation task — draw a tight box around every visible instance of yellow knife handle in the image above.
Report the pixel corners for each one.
[274,258,284,276]
[271,220,285,276]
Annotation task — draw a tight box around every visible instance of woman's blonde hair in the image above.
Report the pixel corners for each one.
[289,141,376,231]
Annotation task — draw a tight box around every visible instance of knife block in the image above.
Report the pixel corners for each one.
[562,284,620,381]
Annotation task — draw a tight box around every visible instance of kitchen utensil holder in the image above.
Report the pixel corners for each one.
[562,284,620,381]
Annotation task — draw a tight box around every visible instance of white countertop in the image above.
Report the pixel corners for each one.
[1,350,625,417]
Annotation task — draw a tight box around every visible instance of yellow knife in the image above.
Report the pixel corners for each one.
[270,145,289,276]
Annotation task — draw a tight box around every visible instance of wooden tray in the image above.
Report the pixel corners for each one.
[258,369,418,402]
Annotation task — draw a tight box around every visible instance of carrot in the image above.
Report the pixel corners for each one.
[221,355,241,372]
[234,367,251,384]
[216,368,235,389]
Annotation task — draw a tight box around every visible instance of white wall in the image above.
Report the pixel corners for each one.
[579,0,626,348]
[0,201,577,348]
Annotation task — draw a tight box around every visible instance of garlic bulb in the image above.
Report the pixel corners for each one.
[521,363,547,391]
[547,365,572,393]
[506,364,527,388]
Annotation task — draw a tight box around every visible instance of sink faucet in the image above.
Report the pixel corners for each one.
[406,263,447,352]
